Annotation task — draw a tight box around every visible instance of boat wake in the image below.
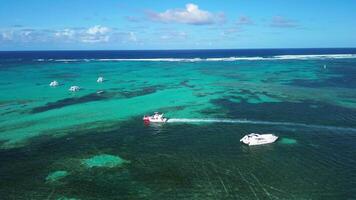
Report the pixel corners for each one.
[167,118,356,132]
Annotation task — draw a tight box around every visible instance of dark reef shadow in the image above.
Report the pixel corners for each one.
[180,80,195,88]
[211,98,356,127]
[1,115,355,199]
[31,92,116,113]
[31,85,166,113]
[118,85,165,98]
[287,61,356,89]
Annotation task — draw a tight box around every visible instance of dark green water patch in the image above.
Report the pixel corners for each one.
[212,98,356,127]
[224,95,246,103]
[31,92,116,113]
[229,89,282,103]
[118,85,164,98]
[119,87,156,98]
[160,105,188,113]
[238,89,261,100]
[0,118,356,199]
[0,119,41,134]
[0,101,16,107]
[261,70,297,83]
[288,76,356,89]
[180,80,195,88]
[287,61,356,89]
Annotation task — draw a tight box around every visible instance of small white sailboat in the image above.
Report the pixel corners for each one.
[97,76,104,83]
[69,86,80,92]
[143,112,168,123]
[240,133,278,146]
[49,80,59,87]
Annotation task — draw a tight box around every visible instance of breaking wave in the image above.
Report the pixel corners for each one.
[34,54,356,62]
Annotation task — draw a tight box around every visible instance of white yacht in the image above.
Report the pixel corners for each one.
[97,76,104,83]
[240,133,278,146]
[49,80,59,87]
[69,86,80,92]
[143,112,168,123]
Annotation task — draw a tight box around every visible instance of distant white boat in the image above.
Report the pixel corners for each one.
[240,133,278,146]
[69,86,80,92]
[49,80,59,87]
[97,76,104,83]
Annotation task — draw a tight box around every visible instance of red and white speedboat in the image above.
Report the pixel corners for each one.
[143,112,168,123]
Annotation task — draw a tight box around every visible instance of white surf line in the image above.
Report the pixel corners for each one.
[34,54,356,63]
[167,118,356,132]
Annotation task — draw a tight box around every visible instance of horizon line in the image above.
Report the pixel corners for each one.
[1,47,356,52]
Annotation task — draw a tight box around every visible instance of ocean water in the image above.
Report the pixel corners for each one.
[1,49,356,199]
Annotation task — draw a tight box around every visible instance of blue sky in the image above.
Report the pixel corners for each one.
[0,0,355,50]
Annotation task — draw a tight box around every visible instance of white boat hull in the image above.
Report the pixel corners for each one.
[240,133,278,146]
[143,112,168,123]
[145,118,168,123]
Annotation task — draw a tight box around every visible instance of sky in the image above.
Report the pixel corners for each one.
[0,0,355,50]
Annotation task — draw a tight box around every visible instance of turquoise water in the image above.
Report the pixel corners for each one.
[1,52,356,199]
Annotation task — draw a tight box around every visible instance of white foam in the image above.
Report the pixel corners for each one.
[273,54,356,60]
[55,59,80,62]
[206,57,266,61]
[96,57,268,62]
[96,58,204,62]
[93,54,356,62]
[34,54,356,62]
[167,118,356,132]
[35,59,79,62]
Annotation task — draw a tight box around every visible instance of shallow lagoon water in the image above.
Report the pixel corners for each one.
[82,154,129,168]
[46,171,69,182]
[1,50,356,199]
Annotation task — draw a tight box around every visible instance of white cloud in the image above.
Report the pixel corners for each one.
[1,31,14,41]
[0,25,139,45]
[148,3,225,25]
[128,32,137,42]
[109,31,141,44]
[86,25,110,35]
[81,25,111,43]
[53,26,112,43]
[159,31,187,40]
[22,31,32,37]
[81,35,109,43]
[55,29,75,39]
[0,29,48,43]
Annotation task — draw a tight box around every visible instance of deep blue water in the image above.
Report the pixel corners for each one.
[1,48,356,60]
